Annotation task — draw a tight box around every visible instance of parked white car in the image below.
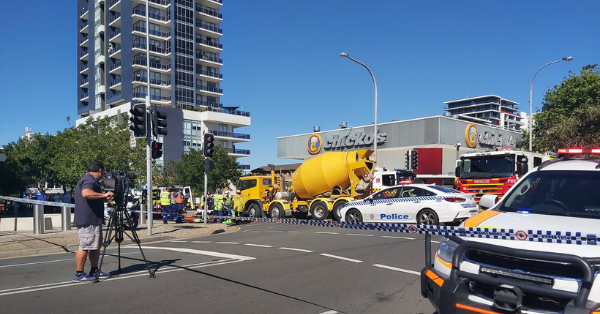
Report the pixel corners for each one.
[340,184,478,225]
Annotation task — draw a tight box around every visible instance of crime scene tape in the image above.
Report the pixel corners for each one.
[0,195,75,208]
[200,215,599,246]
[2,195,596,246]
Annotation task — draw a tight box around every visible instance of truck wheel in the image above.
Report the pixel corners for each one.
[269,204,284,219]
[345,208,363,223]
[247,203,262,219]
[417,209,439,225]
[332,200,347,222]
[310,201,329,221]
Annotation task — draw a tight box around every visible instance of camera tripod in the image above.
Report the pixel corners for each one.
[96,203,155,282]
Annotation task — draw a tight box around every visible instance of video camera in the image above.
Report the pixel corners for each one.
[103,171,136,207]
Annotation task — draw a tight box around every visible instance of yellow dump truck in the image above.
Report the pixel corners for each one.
[237,150,374,221]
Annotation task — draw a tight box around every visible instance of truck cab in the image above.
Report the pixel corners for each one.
[422,148,600,313]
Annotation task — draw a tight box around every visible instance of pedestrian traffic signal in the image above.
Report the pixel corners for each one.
[152,106,168,136]
[204,159,214,173]
[204,133,215,158]
[405,151,411,170]
[151,141,163,159]
[129,104,147,138]
[410,149,419,170]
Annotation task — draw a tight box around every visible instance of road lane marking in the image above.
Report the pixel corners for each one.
[373,264,420,275]
[279,247,313,253]
[215,241,239,244]
[140,246,256,261]
[244,243,273,248]
[315,232,338,235]
[192,241,212,243]
[265,230,284,232]
[0,259,242,296]
[0,252,138,269]
[381,236,415,240]
[170,240,189,243]
[346,233,374,237]
[320,254,362,263]
[320,311,338,314]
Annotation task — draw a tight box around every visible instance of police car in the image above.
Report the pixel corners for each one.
[340,184,478,225]
[422,148,600,314]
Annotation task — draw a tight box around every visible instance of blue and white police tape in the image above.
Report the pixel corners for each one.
[202,215,598,246]
[0,195,75,208]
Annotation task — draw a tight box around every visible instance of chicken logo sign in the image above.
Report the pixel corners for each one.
[465,124,479,148]
[307,134,323,155]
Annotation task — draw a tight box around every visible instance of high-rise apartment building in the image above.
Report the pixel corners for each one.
[443,95,524,131]
[76,0,250,169]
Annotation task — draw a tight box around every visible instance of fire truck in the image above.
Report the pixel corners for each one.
[454,149,550,203]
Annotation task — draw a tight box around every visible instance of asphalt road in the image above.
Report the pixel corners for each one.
[0,223,439,314]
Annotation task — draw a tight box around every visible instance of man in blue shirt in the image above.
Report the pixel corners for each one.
[73,161,114,282]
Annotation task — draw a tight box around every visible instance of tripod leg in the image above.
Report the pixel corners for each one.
[96,211,117,283]
[123,209,156,278]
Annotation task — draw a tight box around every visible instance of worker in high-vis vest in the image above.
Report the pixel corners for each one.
[232,191,245,223]
[160,188,171,224]
[223,191,232,216]
[197,195,205,215]
[174,190,184,223]
[213,192,224,222]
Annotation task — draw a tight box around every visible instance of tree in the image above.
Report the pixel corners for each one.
[207,145,242,192]
[532,66,600,152]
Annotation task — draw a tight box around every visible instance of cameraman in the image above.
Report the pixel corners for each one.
[73,161,114,282]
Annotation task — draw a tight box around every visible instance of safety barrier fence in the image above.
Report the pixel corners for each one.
[1,195,597,246]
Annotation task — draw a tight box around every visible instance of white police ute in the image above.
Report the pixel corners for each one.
[340,184,478,225]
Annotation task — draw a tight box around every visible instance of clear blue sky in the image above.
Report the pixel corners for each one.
[1,1,598,169]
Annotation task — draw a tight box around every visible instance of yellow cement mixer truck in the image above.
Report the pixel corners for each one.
[236,150,375,221]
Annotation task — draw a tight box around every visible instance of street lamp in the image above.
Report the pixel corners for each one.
[340,52,378,162]
[529,56,573,151]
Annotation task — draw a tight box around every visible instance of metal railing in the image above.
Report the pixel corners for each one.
[108,0,120,9]
[208,130,250,140]
[80,92,89,99]
[196,100,222,108]
[226,148,250,155]
[110,60,122,71]
[196,5,222,19]
[195,38,222,49]
[109,44,121,55]
[149,0,170,6]
[80,78,89,85]
[80,36,89,44]
[110,77,122,86]
[109,12,121,24]
[195,22,222,34]
[196,53,223,64]
[196,85,223,93]
[132,9,169,22]
[109,28,121,39]
[238,164,251,170]
[196,69,223,79]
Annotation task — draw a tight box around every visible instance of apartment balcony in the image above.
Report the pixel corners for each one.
[80,23,89,34]
[109,28,121,43]
[148,0,170,7]
[196,53,223,65]
[132,76,171,88]
[208,130,251,141]
[195,38,222,50]
[132,93,171,104]
[108,0,121,11]
[132,25,171,39]
[132,9,170,25]
[196,5,222,21]
[80,92,89,102]
[80,35,89,47]
[80,50,89,61]
[80,78,89,88]
[195,22,222,35]
[109,12,121,28]
[109,60,122,74]
[196,84,223,95]
[202,108,251,127]
[80,64,89,74]
[196,100,222,109]
[205,0,223,7]
[80,8,89,20]
[110,77,122,90]
[226,148,250,157]
[132,59,171,72]
[237,164,250,171]
[196,69,223,81]
[107,91,122,104]
[132,42,171,56]
[109,44,121,59]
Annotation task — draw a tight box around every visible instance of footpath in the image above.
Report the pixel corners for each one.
[0,220,237,259]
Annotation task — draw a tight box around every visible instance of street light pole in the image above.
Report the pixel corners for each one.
[529,56,573,151]
[340,52,378,163]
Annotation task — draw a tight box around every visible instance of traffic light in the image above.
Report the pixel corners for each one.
[152,106,168,136]
[203,133,215,158]
[410,149,419,170]
[405,151,411,170]
[129,104,146,138]
[204,159,214,173]
[151,141,163,159]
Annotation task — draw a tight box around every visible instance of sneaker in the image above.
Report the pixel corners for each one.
[90,269,111,279]
[73,272,95,283]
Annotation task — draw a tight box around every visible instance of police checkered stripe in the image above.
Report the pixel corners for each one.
[201,215,599,246]
[346,196,438,207]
